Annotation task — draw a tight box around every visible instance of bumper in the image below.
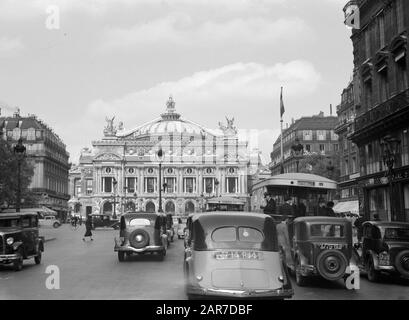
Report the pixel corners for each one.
[0,254,20,264]
[377,265,396,272]
[187,285,293,299]
[114,243,165,253]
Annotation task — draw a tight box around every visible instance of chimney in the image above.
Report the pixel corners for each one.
[330,104,333,116]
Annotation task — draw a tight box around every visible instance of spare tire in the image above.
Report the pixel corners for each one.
[395,250,409,278]
[129,229,150,249]
[316,250,348,281]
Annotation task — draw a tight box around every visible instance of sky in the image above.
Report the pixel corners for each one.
[0,0,353,164]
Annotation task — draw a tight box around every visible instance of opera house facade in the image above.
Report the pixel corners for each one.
[68,97,261,217]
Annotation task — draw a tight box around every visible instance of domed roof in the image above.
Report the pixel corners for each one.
[118,96,218,138]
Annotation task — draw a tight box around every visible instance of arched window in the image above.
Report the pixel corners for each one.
[103,202,113,214]
[165,201,175,214]
[146,201,156,213]
[185,201,195,214]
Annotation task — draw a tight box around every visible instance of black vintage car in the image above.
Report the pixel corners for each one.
[184,212,293,299]
[277,217,355,287]
[90,214,120,230]
[114,212,168,261]
[0,212,44,271]
[355,221,409,282]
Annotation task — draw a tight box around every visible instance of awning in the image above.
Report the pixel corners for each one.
[206,197,246,205]
[333,200,359,215]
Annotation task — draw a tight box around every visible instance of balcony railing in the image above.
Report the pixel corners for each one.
[355,89,409,131]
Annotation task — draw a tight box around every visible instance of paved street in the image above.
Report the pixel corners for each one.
[0,224,408,300]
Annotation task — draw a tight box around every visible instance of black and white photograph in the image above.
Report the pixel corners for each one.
[0,0,409,305]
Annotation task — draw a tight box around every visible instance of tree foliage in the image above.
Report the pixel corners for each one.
[0,139,36,209]
[298,151,341,182]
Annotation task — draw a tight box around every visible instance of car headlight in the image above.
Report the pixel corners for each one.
[6,237,14,245]
[378,251,390,266]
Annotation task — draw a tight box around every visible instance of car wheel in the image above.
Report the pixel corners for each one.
[34,249,42,265]
[295,257,308,287]
[316,250,348,281]
[53,222,60,228]
[13,249,24,272]
[118,251,125,262]
[395,250,409,278]
[366,257,380,282]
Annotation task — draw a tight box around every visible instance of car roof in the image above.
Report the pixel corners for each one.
[191,211,273,224]
[294,216,350,224]
[0,212,38,218]
[363,221,409,228]
[122,212,162,219]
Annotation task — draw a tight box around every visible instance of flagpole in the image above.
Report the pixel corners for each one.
[280,87,284,174]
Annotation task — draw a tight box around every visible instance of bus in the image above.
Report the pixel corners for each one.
[250,172,338,217]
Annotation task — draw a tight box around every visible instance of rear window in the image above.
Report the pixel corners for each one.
[384,228,409,241]
[129,218,151,227]
[310,224,344,238]
[212,227,264,243]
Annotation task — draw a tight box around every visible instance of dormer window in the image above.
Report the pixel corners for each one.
[391,35,407,64]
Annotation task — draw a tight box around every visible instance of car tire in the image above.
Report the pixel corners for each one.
[34,249,42,265]
[316,250,348,281]
[395,250,409,278]
[118,251,125,262]
[53,222,60,228]
[129,229,150,249]
[366,257,380,282]
[13,249,24,272]
[295,257,308,287]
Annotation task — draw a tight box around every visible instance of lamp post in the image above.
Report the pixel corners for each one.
[13,138,26,212]
[380,134,401,221]
[290,137,304,173]
[112,178,118,219]
[157,149,164,213]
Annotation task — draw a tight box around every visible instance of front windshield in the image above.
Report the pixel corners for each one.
[384,228,409,241]
[0,218,20,228]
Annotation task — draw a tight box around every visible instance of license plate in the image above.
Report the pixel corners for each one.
[214,250,264,260]
[318,243,344,250]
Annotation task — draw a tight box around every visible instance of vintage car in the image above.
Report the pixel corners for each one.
[114,212,168,261]
[165,213,175,244]
[355,221,409,282]
[184,212,293,299]
[0,212,44,271]
[277,217,355,287]
[90,214,120,230]
[177,218,187,239]
[38,215,61,228]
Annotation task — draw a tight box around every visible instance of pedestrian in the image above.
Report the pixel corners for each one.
[354,213,365,242]
[260,192,276,216]
[83,216,93,241]
[297,200,307,217]
[317,199,328,216]
[277,196,294,220]
[326,201,336,217]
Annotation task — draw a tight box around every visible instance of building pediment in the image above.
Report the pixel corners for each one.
[94,153,121,161]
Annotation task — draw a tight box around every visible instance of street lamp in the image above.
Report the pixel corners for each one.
[290,137,304,173]
[13,138,26,212]
[112,178,118,219]
[380,134,401,221]
[157,149,164,213]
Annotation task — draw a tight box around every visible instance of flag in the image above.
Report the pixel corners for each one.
[280,86,285,118]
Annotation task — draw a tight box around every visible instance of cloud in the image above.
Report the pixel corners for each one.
[0,37,24,55]
[100,15,311,51]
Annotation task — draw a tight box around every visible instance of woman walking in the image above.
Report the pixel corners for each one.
[83,216,94,241]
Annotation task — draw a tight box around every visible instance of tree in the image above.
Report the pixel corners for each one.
[298,151,341,182]
[0,139,36,210]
